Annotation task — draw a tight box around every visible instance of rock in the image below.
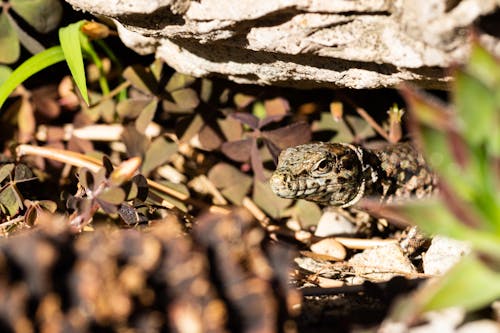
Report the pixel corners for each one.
[314,208,357,237]
[310,238,347,260]
[65,0,500,89]
[423,235,471,276]
[348,243,416,282]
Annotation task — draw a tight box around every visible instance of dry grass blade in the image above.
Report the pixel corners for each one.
[15,144,189,205]
[355,107,391,142]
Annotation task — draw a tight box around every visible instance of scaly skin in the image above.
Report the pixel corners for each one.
[270,142,436,207]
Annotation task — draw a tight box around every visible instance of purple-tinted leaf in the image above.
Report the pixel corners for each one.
[230,112,259,129]
[221,138,253,162]
[219,116,243,142]
[250,140,266,181]
[263,139,282,165]
[258,113,289,129]
[261,121,311,149]
[198,124,223,151]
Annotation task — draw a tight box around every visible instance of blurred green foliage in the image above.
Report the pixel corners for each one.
[399,40,500,315]
[0,0,62,64]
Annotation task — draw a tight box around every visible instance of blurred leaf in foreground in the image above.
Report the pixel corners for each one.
[398,40,500,316]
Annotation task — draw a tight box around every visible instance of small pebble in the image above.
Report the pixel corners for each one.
[310,238,347,260]
[314,208,357,237]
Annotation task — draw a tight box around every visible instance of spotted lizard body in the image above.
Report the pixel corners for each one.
[270,142,436,207]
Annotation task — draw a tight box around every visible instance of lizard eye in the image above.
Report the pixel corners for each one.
[313,158,331,174]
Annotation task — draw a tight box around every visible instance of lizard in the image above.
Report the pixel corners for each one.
[270,142,437,207]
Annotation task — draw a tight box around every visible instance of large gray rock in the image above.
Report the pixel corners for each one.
[66,0,500,89]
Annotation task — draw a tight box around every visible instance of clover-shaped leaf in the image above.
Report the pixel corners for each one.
[221,112,311,180]
[11,0,62,33]
[208,163,252,205]
[0,12,20,64]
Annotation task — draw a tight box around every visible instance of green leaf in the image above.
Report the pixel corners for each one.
[0,184,23,216]
[0,65,12,85]
[148,188,187,212]
[253,180,292,219]
[11,0,62,33]
[170,88,200,111]
[122,65,158,95]
[79,32,109,94]
[466,42,500,89]
[7,13,44,54]
[0,46,65,109]
[135,99,158,133]
[117,98,151,119]
[454,70,495,148]
[402,200,500,259]
[252,101,266,119]
[208,163,252,205]
[59,21,89,105]
[284,200,322,228]
[421,255,500,312]
[0,164,14,183]
[141,137,178,176]
[0,12,20,64]
[165,72,196,92]
[97,187,126,205]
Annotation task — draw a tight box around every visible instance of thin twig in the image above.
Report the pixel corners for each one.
[0,215,25,229]
[334,237,397,250]
[242,196,270,227]
[355,107,390,142]
[15,144,189,204]
[88,80,131,108]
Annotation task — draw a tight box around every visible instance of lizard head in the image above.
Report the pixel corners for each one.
[270,142,366,207]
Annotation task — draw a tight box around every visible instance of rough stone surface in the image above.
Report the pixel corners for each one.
[314,208,357,237]
[66,0,500,89]
[423,235,471,276]
[348,243,416,281]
